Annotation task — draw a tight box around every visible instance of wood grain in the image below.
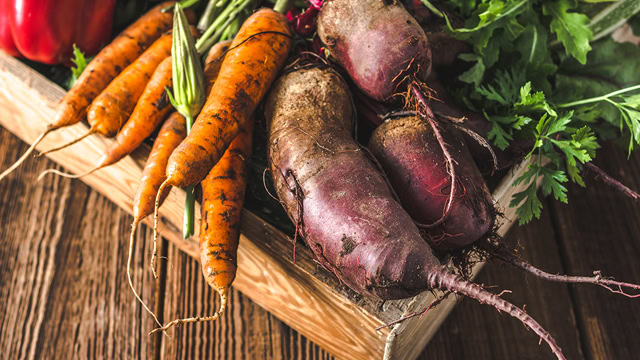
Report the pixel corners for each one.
[0,131,161,359]
[549,142,640,360]
[160,241,334,360]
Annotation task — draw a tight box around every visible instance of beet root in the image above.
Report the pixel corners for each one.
[481,240,640,297]
[425,76,520,173]
[266,66,565,359]
[368,113,494,250]
[266,66,440,299]
[317,0,431,102]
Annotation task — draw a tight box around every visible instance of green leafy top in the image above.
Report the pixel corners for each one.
[442,0,640,224]
[67,45,91,89]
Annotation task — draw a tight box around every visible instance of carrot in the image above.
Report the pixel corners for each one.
[150,9,291,275]
[151,120,253,334]
[203,40,232,93]
[87,33,174,138]
[38,56,174,183]
[39,33,176,159]
[147,40,232,277]
[127,112,187,327]
[100,56,174,167]
[164,8,291,188]
[0,1,180,182]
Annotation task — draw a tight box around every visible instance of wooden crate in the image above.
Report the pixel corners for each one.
[0,52,530,360]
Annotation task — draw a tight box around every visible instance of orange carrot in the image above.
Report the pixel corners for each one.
[37,39,232,183]
[87,33,174,138]
[0,1,181,182]
[203,40,232,93]
[164,9,291,188]
[131,112,187,242]
[40,33,175,158]
[146,40,233,277]
[151,9,291,276]
[127,112,186,327]
[99,56,174,167]
[151,119,253,334]
[39,56,173,183]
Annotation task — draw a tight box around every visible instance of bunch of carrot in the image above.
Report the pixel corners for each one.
[0,0,294,333]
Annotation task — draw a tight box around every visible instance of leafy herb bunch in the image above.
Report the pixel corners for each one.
[441,0,640,223]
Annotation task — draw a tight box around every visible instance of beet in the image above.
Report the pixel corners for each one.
[317,0,431,101]
[266,66,439,299]
[368,113,494,249]
[265,66,565,359]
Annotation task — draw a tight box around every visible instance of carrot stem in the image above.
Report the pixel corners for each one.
[161,0,201,13]
[197,0,225,31]
[183,186,195,238]
[183,114,195,238]
[273,0,292,13]
[195,0,253,54]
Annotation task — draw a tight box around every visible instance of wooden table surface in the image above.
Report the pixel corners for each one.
[1,125,640,360]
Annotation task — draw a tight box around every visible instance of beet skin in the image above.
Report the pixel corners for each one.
[317,0,431,102]
[368,114,494,250]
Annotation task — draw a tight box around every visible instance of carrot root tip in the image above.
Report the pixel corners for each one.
[0,130,50,182]
[148,287,227,335]
[37,131,93,157]
[36,166,101,182]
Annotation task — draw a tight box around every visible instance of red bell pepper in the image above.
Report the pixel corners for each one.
[0,0,116,65]
[0,0,19,57]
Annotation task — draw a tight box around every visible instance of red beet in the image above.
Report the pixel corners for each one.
[317,0,431,101]
[368,112,494,250]
[265,66,565,359]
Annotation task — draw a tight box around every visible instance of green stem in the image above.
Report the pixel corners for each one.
[197,0,252,54]
[446,0,527,33]
[557,84,640,108]
[419,0,444,18]
[273,0,292,13]
[221,17,239,41]
[195,0,240,52]
[195,0,251,54]
[198,0,225,32]
[162,0,201,13]
[183,115,195,239]
[183,186,195,238]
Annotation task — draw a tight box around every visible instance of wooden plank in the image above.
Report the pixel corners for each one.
[549,142,640,360]
[0,50,390,359]
[160,241,334,359]
[0,132,161,359]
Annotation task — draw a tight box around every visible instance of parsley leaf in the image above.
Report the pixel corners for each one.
[439,0,639,225]
[515,82,557,117]
[457,53,486,86]
[67,45,91,89]
[510,162,544,224]
[539,166,568,204]
[543,0,593,64]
